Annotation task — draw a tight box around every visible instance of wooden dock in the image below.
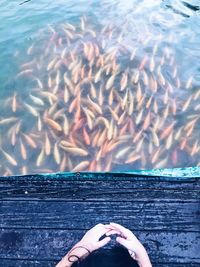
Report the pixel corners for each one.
[0,173,199,266]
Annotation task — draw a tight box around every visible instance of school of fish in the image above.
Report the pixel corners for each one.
[0,16,199,175]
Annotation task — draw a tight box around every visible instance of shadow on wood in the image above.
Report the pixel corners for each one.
[72,247,139,267]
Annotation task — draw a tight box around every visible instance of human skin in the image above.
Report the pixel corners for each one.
[56,223,152,267]
[105,222,152,267]
[56,223,111,267]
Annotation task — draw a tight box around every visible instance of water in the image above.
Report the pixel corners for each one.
[0,0,200,175]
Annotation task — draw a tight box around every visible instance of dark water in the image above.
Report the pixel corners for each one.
[0,0,200,175]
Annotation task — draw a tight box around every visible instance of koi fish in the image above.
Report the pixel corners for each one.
[30,94,44,106]
[20,138,27,160]
[53,142,61,165]
[120,72,128,91]
[36,147,45,167]
[143,111,151,130]
[45,117,62,131]
[106,74,116,90]
[72,161,89,172]
[24,103,39,117]
[125,154,141,164]
[16,69,33,78]
[0,148,17,166]
[22,133,37,148]
[0,117,18,125]
[61,146,88,156]
[44,132,51,156]
[160,122,175,140]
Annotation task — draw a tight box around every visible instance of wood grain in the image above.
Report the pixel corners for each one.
[0,174,199,200]
[0,173,199,266]
[0,229,199,263]
[0,200,199,231]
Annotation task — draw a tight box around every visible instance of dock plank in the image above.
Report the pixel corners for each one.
[0,175,199,200]
[0,229,199,264]
[0,200,199,232]
[0,174,199,266]
[1,259,200,267]
[0,260,200,267]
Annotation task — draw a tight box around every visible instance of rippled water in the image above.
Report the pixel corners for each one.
[0,0,200,175]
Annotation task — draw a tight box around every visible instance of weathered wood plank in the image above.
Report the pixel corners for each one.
[0,174,199,265]
[0,229,199,263]
[0,174,199,200]
[0,260,53,267]
[1,259,199,267]
[0,200,199,232]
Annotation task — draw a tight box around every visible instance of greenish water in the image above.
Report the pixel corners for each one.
[0,0,200,176]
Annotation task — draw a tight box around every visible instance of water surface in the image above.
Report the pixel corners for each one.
[0,0,200,175]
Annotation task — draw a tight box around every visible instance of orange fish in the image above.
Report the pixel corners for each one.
[72,161,90,172]
[172,149,178,165]
[120,72,128,91]
[90,83,97,99]
[143,111,151,130]
[61,146,88,156]
[88,160,96,172]
[87,95,102,114]
[125,154,141,164]
[106,74,116,90]
[182,95,192,112]
[146,96,153,109]
[83,127,90,145]
[151,148,161,164]
[45,117,62,132]
[36,148,45,167]
[180,138,187,150]
[160,122,175,140]
[139,55,148,70]
[0,148,17,166]
[97,129,107,147]
[20,138,27,160]
[53,142,61,165]
[45,132,51,156]
[133,129,143,143]
[105,155,112,172]
[22,133,37,149]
